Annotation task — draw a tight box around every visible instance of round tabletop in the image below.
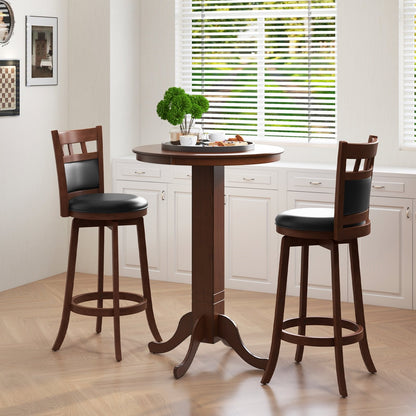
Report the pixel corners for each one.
[133,144,284,166]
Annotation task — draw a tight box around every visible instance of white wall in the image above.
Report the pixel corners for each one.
[139,0,175,145]
[68,0,142,274]
[336,0,405,168]
[66,0,110,274]
[68,0,110,158]
[110,0,141,159]
[0,0,69,292]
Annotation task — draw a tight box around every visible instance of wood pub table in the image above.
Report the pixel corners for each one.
[133,143,284,378]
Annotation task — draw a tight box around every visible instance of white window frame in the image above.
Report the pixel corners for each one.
[175,0,337,144]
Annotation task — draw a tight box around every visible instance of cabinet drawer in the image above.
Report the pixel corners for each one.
[371,180,404,194]
[225,167,278,189]
[173,166,192,181]
[370,175,416,198]
[287,170,336,193]
[115,161,164,182]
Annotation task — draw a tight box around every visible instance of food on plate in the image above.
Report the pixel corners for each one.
[208,134,248,146]
[228,134,245,142]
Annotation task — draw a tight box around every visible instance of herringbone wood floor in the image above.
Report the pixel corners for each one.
[0,273,415,415]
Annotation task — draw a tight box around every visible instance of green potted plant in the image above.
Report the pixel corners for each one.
[157,87,209,142]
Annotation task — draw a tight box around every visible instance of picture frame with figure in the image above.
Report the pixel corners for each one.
[26,16,58,86]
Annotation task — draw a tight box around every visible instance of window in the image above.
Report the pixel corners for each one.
[176,0,337,143]
[400,0,416,147]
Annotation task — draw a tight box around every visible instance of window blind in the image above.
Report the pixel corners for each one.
[176,0,337,142]
[401,0,416,146]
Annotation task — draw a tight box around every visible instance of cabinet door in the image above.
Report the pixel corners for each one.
[225,187,278,293]
[114,181,168,281]
[350,196,413,309]
[286,192,349,301]
[167,183,192,284]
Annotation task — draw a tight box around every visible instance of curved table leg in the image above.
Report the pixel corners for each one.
[148,312,193,354]
[173,316,205,379]
[217,314,267,370]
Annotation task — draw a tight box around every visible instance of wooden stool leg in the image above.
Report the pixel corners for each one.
[262,236,291,384]
[330,242,347,397]
[96,225,105,334]
[349,240,376,374]
[295,244,309,363]
[137,218,162,342]
[112,224,122,362]
[52,219,79,351]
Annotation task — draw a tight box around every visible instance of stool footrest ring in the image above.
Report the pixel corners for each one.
[71,291,147,317]
[281,316,364,347]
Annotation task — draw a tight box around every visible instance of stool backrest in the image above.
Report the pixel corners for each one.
[52,126,104,217]
[334,135,378,241]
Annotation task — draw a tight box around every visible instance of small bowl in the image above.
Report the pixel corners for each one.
[179,135,198,146]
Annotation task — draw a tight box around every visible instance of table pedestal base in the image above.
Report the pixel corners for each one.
[148,312,267,379]
[133,145,283,379]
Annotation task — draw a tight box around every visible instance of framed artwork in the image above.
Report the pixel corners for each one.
[26,16,57,86]
[0,60,19,116]
[0,0,14,45]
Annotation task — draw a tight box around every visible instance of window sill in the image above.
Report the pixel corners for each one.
[255,136,338,148]
[399,142,416,151]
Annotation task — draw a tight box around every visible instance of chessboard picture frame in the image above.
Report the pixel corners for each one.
[0,59,20,116]
[26,16,57,86]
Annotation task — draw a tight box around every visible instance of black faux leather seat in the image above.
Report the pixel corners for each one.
[51,125,162,361]
[276,208,334,232]
[69,193,148,214]
[262,136,379,397]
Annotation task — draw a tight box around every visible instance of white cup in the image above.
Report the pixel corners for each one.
[208,132,226,142]
[179,135,197,146]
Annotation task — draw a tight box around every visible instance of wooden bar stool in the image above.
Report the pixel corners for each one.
[262,136,378,397]
[51,125,162,361]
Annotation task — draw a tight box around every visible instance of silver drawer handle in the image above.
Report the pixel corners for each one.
[134,170,146,175]
[372,185,385,189]
[309,181,322,185]
[406,207,411,219]
[186,174,192,178]
[243,177,255,181]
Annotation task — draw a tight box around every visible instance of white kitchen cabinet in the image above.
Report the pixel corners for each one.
[113,159,280,292]
[225,186,279,293]
[167,182,192,284]
[285,170,415,309]
[114,161,193,284]
[224,165,279,293]
[165,183,280,293]
[165,168,281,292]
[114,179,169,282]
[355,196,413,309]
[113,158,416,310]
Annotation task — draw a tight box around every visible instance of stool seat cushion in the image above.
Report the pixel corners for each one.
[276,207,334,232]
[69,193,148,214]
